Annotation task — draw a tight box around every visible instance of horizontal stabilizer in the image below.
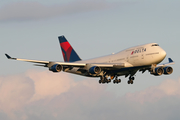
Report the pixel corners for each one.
[157,57,175,67]
[168,58,174,63]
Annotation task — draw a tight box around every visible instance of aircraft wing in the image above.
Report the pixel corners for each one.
[5,54,126,68]
[5,54,49,64]
[5,54,86,67]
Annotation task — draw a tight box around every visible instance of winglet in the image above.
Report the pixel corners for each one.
[168,58,174,63]
[5,54,11,59]
[5,54,16,60]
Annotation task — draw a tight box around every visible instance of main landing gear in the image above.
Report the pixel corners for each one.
[99,77,111,84]
[98,76,135,84]
[127,76,135,84]
[113,76,121,84]
[99,76,121,84]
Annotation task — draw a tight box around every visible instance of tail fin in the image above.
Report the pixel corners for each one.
[58,36,81,62]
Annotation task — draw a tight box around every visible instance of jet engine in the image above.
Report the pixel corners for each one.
[163,66,173,75]
[89,66,101,74]
[49,64,63,72]
[151,67,164,76]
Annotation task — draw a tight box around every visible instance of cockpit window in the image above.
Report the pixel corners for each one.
[152,44,159,46]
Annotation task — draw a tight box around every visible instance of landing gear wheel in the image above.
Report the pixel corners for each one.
[128,80,133,84]
[118,79,121,83]
[113,80,118,84]
[99,76,110,84]
[130,80,133,84]
[127,76,135,84]
[105,79,109,83]
[129,76,135,80]
[102,80,105,84]
[113,80,116,84]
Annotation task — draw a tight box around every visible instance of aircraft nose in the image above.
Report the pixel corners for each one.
[161,49,166,59]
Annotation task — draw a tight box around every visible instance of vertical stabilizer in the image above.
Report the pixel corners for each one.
[58,36,81,62]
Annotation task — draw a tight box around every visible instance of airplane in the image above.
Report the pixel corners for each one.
[5,36,175,84]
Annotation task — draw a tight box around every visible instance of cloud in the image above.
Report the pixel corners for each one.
[25,70,76,102]
[0,70,180,120]
[0,1,116,22]
[0,75,33,110]
[0,70,108,119]
[0,74,34,119]
[125,79,180,104]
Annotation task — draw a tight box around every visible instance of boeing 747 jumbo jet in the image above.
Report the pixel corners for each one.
[5,36,174,84]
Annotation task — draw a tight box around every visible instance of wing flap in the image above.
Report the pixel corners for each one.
[86,63,125,68]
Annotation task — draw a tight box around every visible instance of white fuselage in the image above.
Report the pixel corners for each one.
[65,43,167,76]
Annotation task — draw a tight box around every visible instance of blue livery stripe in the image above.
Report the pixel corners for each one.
[58,36,67,43]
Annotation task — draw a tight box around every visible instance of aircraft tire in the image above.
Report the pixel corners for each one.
[113,80,116,84]
[102,80,105,84]
[116,80,118,84]
[130,80,133,84]
[118,79,121,83]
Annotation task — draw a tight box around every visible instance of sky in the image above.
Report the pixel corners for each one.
[0,0,180,120]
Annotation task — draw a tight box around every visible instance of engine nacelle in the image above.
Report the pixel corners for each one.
[89,66,101,74]
[151,67,164,76]
[163,66,173,75]
[49,64,63,72]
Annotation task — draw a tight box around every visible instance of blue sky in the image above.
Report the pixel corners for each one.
[0,0,180,120]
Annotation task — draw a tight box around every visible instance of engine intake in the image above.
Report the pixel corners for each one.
[163,66,173,75]
[89,66,101,74]
[151,67,164,76]
[49,64,63,72]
